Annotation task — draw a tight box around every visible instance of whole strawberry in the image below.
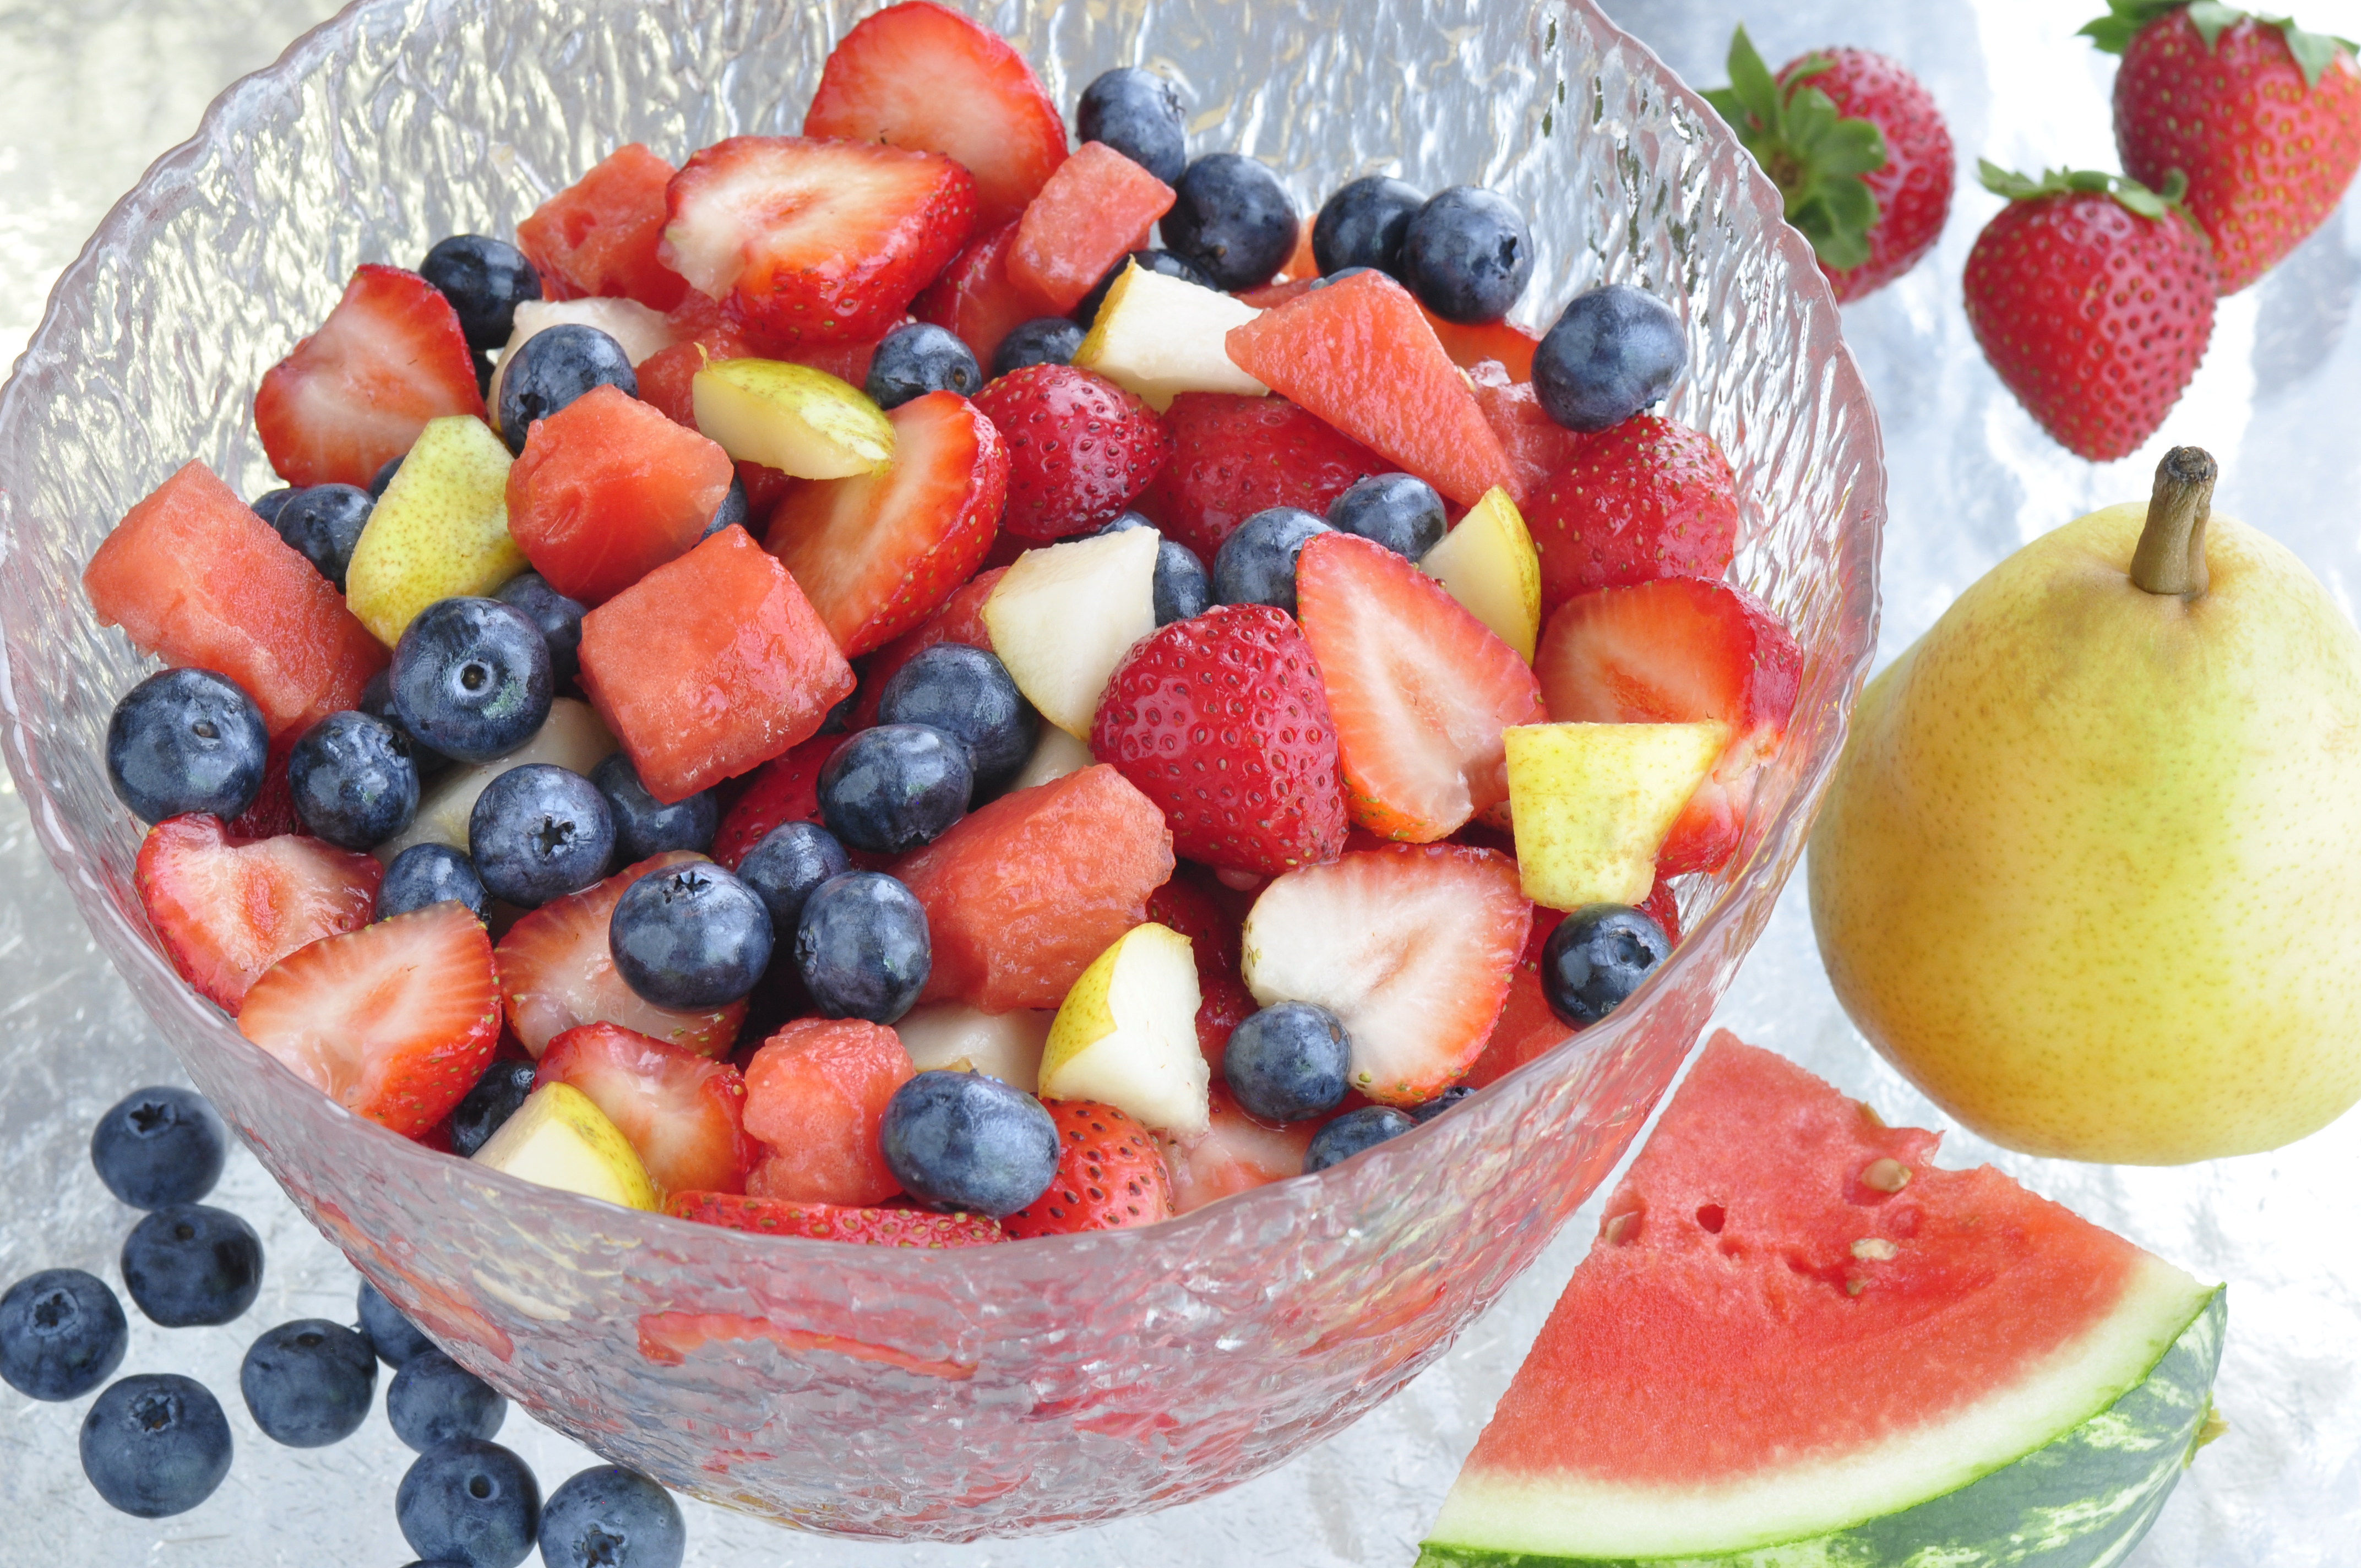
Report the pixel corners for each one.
[1704,25,1956,302]
[2087,1,2361,293]
[1132,393,1395,560]
[1000,1100,1173,1238]
[971,364,1172,540]
[1962,164,2219,461]
[1090,604,1347,875]
[1522,413,1742,614]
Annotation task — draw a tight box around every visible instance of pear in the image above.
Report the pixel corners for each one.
[895,1002,1054,1090]
[1503,722,1727,910]
[1003,723,1098,792]
[982,530,1160,737]
[472,1081,661,1210]
[373,698,616,864]
[1071,262,1269,410]
[692,358,894,478]
[1038,923,1208,1136]
[1810,448,2361,1163]
[344,415,524,646]
[1422,486,1543,662]
[487,298,676,438]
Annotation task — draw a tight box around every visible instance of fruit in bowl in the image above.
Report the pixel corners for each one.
[0,0,1882,1537]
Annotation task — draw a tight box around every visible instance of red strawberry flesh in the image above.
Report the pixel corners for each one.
[537,1022,759,1195]
[137,814,384,1012]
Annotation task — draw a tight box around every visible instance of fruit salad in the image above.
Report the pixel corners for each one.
[80,0,1801,1246]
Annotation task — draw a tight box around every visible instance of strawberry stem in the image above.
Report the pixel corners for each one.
[1702,25,1890,271]
[2129,446,2216,598]
[2079,1,2358,90]
[1976,161,2189,220]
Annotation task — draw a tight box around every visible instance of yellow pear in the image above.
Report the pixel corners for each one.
[1421,486,1542,662]
[982,529,1160,737]
[1810,448,2361,1163]
[1072,262,1269,409]
[1503,721,1727,910]
[471,1082,661,1210]
[344,415,523,646]
[692,358,893,478]
[1038,923,1207,1136]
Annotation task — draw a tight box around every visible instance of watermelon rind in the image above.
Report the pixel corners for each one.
[1418,1280,2225,1568]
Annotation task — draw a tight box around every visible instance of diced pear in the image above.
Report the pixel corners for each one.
[373,698,616,864]
[1503,721,1728,910]
[1004,725,1097,793]
[1071,263,1269,411]
[1422,486,1542,662]
[692,358,894,478]
[1038,923,1208,1136]
[894,1003,1054,1091]
[472,1081,660,1210]
[487,297,677,437]
[982,530,1160,738]
[344,416,524,647]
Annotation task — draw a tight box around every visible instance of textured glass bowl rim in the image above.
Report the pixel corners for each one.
[0,0,1883,1281]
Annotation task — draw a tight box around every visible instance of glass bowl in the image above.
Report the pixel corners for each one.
[0,0,1883,1540]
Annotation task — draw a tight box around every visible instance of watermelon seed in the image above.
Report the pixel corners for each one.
[1845,1277,1866,1296]
[1851,1238,1898,1261]
[1602,1210,1640,1245]
[1861,1158,1911,1193]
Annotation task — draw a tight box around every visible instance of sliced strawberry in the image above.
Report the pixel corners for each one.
[660,135,976,349]
[848,565,1007,729]
[1639,875,1683,946]
[1009,143,1177,314]
[765,390,1007,657]
[666,1191,1004,1247]
[1132,393,1396,562]
[1158,1085,1318,1215]
[1000,1100,1173,1238]
[253,264,486,488]
[1535,576,1803,877]
[802,1,1068,229]
[912,220,1057,371]
[1241,842,1532,1106]
[135,814,382,1012]
[507,383,737,605]
[970,364,1172,541]
[1459,907,1566,1091]
[740,1019,913,1207]
[237,902,499,1137]
[1295,532,1547,842]
[224,733,300,841]
[710,733,847,870]
[1146,867,1255,1074]
[494,851,747,1057]
[1524,413,1742,609]
[1470,364,1590,506]
[516,143,689,311]
[535,1022,759,1195]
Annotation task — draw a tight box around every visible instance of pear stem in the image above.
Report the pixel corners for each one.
[2129,446,2216,598]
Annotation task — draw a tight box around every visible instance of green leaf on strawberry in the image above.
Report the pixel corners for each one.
[1702,25,1890,270]
[1974,160,2190,221]
[2079,1,2357,90]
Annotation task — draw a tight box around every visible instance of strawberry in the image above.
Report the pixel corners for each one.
[1535,576,1803,878]
[802,1,1069,229]
[765,390,1007,657]
[1089,604,1348,876]
[1000,1100,1174,1238]
[1158,1085,1319,1214]
[1146,868,1256,1074]
[236,902,501,1138]
[515,143,689,311]
[666,1191,1004,1248]
[1294,532,1547,843]
[1704,25,1955,303]
[536,1022,760,1196]
[848,565,1007,729]
[1131,393,1396,562]
[1008,143,1177,314]
[135,814,382,1011]
[1470,365,1590,505]
[2090,2,2361,295]
[1524,413,1742,613]
[659,136,977,349]
[253,264,486,488]
[224,734,301,841]
[710,733,847,870]
[1241,841,1532,1106]
[970,364,1172,541]
[1962,165,2219,461]
[740,1018,913,1207]
[911,220,1058,371]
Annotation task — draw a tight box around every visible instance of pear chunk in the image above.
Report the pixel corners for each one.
[1073,263,1269,410]
[344,415,523,647]
[1004,724,1097,792]
[472,1082,660,1210]
[487,297,676,435]
[1504,722,1727,909]
[1422,486,1543,663]
[1038,923,1208,1136]
[894,1003,1054,1090]
[692,358,894,478]
[982,530,1160,738]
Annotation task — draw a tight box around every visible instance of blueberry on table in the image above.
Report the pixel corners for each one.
[379,841,492,923]
[289,709,420,850]
[250,486,297,525]
[90,1084,228,1209]
[468,763,614,908]
[1071,248,1216,328]
[0,1268,128,1401]
[1533,283,1690,433]
[1303,1106,1416,1173]
[119,1203,263,1328]
[239,1317,377,1447]
[818,723,974,854]
[1076,67,1188,185]
[701,474,750,541]
[1224,1001,1352,1123]
[491,571,586,688]
[865,322,982,409]
[394,1437,541,1568]
[389,596,553,764]
[387,1348,507,1454]
[358,1277,435,1367]
[592,751,717,861]
[1098,510,1210,625]
[79,1373,233,1518]
[609,862,774,1009]
[1400,184,1535,324]
[795,870,931,1025]
[1313,175,1426,279]
[420,234,542,353]
[1542,903,1672,1026]
[273,482,374,590]
[449,1059,540,1159]
[880,1070,1060,1217]
[735,820,851,936]
[1411,1084,1473,1123]
[105,667,269,824]
[992,316,1086,379]
[1326,472,1446,560]
[877,644,1037,787]
[1212,505,1330,614]
[497,323,637,453]
[1164,153,1300,292]
[369,454,405,497]
[537,1464,687,1568]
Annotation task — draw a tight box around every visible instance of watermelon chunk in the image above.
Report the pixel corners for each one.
[505,383,736,605]
[1009,142,1177,314]
[516,143,688,311]
[912,219,1056,371]
[1418,1034,2226,1567]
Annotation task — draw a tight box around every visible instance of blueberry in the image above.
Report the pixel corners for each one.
[491,572,586,688]
[251,487,297,525]
[1541,903,1671,1026]
[239,1317,377,1447]
[1533,284,1690,433]
[1410,1084,1473,1123]
[992,316,1086,379]
[273,483,375,590]
[1223,1001,1352,1123]
[105,667,269,824]
[79,1374,232,1518]
[701,474,750,541]
[1401,186,1535,324]
[537,1465,686,1568]
[497,324,637,454]
[592,752,716,861]
[90,1085,229,1210]
[379,842,491,923]
[0,1268,127,1401]
[362,667,455,782]
[879,1070,1059,1216]
[468,763,614,907]
[1303,1106,1416,1173]
[1326,473,1446,560]
[395,1438,542,1568]
[421,235,543,353]
[119,1203,263,1327]
[877,645,1037,787]
[795,871,931,1024]
[736,821,851,935]
[449,1060,540,1159]
[864,322,982,409]
[610,862,774,1009]
[289,710,420,850]
[359,1278,436,1367]
[1076,67,1188,185]
[390,597,554,764]
[1212,505,1329,614]
[1071,248,1217,328]
[817,723,973,854]
[371,455,406,498]
[1098,510,1210,624]
[1313,175,1424,278]
[1163,153,1299,291]
[387,1348,507,1454]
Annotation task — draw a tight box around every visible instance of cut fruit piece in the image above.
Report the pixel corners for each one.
[1038,923,1208,1137]
[1469,367,1590,507]
[692,358,895,480]
[1131,391,1396,562]
[1004,723,1096,793]
[1241,842,1530,1106]
[971,364,1171,541]
[1423,310,1541,382]
[1146,868,1256,1074]
[137,814,384,1012]
[344,415,523,647]
[1525,412,1742,609]
[981,528,1159,737]
[515,144,688,311]
[486,297,678,438]
[999,1099,1175,1238]
[709,732,843,872]
[893,1003,1053,1090]
[536,1022,759,1197]
[1072,263,1269,411]
[1158,1085,1318,1214]
[666,1192,1004,1247]
[741,1018,914,1207]
[472,1081,661,1211]
[1502,722,1728,911]
[1459,908,1570,1091]
[372,698,616,864]
[1010,144,1177,314]
[1421,486,1542,663]
[847,565,1007,729]
[911,219,1057,371]
[1417,1033,2227,1567]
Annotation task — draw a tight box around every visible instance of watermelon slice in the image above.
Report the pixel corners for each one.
[1419,1033,2225,1567]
